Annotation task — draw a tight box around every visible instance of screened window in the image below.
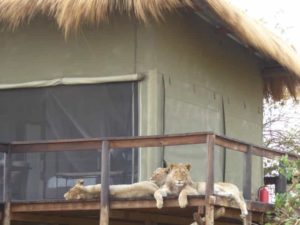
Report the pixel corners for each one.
[0,82,138,200]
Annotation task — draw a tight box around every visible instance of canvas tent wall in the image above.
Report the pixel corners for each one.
[0,12,263,200]
[137,13,264,193]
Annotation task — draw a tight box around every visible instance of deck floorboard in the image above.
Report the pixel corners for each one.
[4,196,273,225]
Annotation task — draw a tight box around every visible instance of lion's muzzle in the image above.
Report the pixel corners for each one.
[175,180,185,187]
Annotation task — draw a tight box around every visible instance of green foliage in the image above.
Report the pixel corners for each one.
[279,155,295,181]
[263,98,300,224]
[274,193,286,208]
[265,156,300,225]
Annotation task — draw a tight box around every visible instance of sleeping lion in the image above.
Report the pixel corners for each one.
[64,163,247,218]
[195,181,248,218]
[64,167,168,200]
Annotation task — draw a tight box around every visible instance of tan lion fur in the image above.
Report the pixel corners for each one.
[64,167,169,200]
[64,180,100,200]
[154,163,198,209]
[152,163,247,218]
[64,164,248,219]
[194,182,248,218]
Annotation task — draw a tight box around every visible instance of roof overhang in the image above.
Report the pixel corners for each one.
[193,0,300,100]
[0,0,299,100]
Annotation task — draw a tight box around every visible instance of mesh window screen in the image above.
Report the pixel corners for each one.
[0,82,138,201]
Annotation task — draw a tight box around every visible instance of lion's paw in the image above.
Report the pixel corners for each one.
[240,212,248,219]
[156,200,163,209]
[161,190,167,197]
[178,197,188,208]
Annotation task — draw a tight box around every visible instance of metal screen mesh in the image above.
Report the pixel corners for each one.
[0,82,138,201]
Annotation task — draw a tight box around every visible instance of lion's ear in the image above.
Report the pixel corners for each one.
[76,179,84,185]
[185,163,191,171]
[163,160,168,168]
[165,166,171,173]
[169,163,176,170]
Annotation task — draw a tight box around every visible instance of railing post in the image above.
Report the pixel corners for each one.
[205,134,215,225]
[243,145,252,200]
[100,141,110,225]
[3,145,12,225]
[206,134,215,197]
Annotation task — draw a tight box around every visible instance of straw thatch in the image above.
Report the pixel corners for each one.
[202,0,300,100]
[0,0,194,35]
[0,0,299,100]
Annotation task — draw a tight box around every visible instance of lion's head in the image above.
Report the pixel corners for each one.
[64,179,85,200]
[166,163,192,188]
[150,167,169,187]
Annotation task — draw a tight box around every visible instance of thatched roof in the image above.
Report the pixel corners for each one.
[0,0,299,100]
[200,0,300,100]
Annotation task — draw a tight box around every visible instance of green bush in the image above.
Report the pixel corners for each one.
[266,155,300,225]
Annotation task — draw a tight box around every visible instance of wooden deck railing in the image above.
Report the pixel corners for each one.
[0,132,298,225]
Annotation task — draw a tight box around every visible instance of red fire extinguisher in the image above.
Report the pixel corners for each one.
[258,186,269,203]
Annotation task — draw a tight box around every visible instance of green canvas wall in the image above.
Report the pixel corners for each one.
[136,13,263,194]
[0,12,263,196]
[0,17,136,83]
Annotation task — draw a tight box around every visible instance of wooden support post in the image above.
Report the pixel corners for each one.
[100,141,110,225]
[205,135,215,225]
[194,207,225,225]
[206,135,215,197]
[244,212,252,225]
[3,147,11,225]
[214,207,225,220]
[193,212,204,225]
[243,145,252,200]
[2,203,10,225]
[205,197,215,225]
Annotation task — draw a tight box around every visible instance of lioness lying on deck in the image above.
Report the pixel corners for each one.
[195,182,248,218]
[154,163,198,208]
[64,163,247,218]
[64,167,168,200]
[153,163,248,218]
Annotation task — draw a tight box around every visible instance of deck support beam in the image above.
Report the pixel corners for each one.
[11,213,98,225]
[100,141,110,225]
[3,203,11,225]
[205,198,215,225]
[11,210,194,225]
[194,207,225,225]
[244,212,252,225]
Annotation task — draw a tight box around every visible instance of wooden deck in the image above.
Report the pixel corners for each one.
[0,132,296,225]
[3,196,272,225]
